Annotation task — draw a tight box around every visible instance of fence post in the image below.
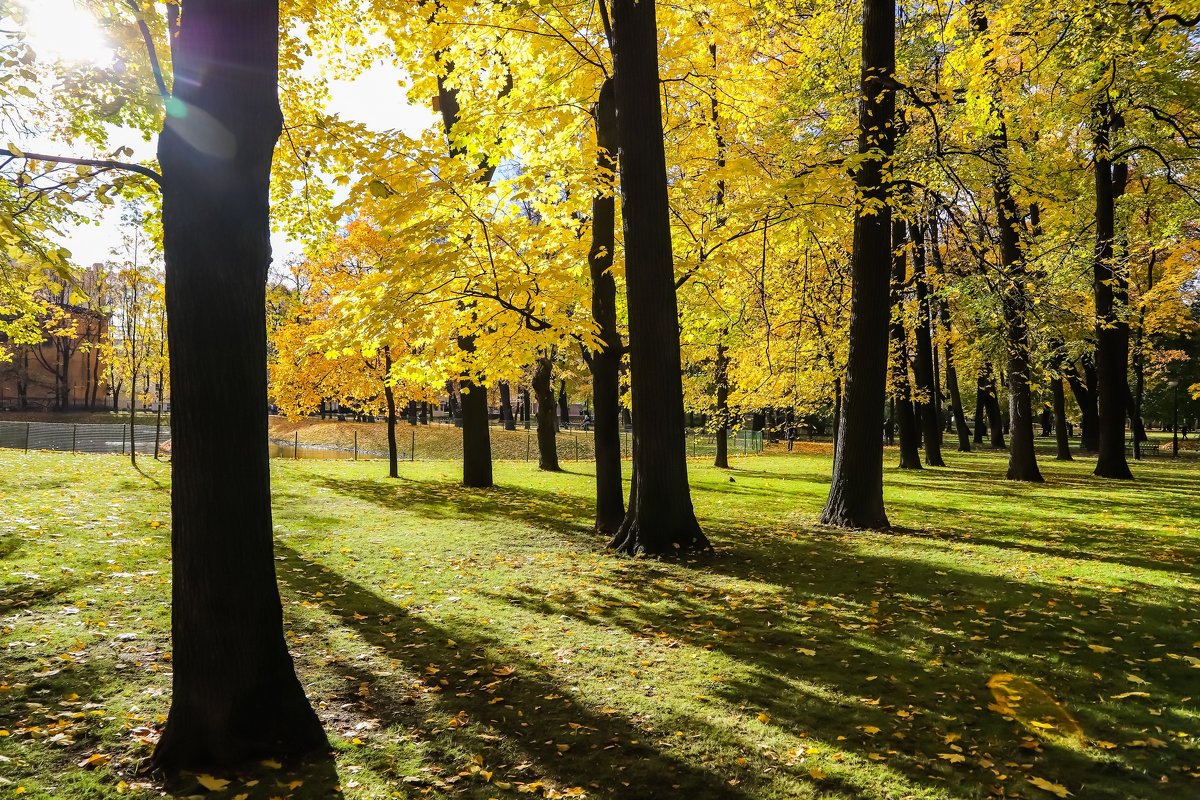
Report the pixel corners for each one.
[72,424,77,454]
[25,422,31,453]
[294,431,299,460]
[122,425,127,455]
[353,430,358,461]
[411,430,416,461]
[526,432,531,462]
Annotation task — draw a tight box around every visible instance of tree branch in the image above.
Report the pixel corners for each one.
[125,0,169,100]
[2,148,163,187]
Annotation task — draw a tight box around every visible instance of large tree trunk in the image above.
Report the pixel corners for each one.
[588,78,626,532]
[820,0,895,530]
[608,0,708,553]
[459,368,493,487]
[533,356,561,472]
[1092,105,1133,479]
[910,221,944,466]
[152,0,326,771]
[890,219,922,470]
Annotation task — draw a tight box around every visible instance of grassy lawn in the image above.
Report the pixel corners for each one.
[1,448,1197,799]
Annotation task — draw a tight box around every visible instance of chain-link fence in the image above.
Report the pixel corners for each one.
[0,421,168,456]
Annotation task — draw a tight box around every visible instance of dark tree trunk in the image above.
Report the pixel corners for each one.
[533,356,560,472]
[446,380,460,421]
[821,0,895,529]
[499,381,516,431]
[890,219,922,470]
[1067,359,1100,453]
[713,338,730,469]
[1092,105,1133,479]
[608,0,708,553]
[558,380,570,427]
[910,222,944,466]
[832,376,842,452]
[993,157,1041,481]
[587,78,625,532]
[1051,374,1073,461]
[384,349,399,478]
[459,369,493,487]
[978,368,1006,450]
[521,387,531,424]
[973,387,985,446]
[152,0,325,771]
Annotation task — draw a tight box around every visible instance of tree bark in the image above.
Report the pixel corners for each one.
[608,0,708,553]
[459,369,493,487]
[558,379,570,427]
[1051,375,1073,461]
[910,221,944,466]
[890,219,922,470]
[820,0,895,529]
[1067,357,1100,453]
[384,348,399,478]
[1092,105,1133,479]
[978,368,1006,450]
[499,381,516,431]
[533,356,561,471]
[152,0,325,771]
[587,78,626,531]
[713,337,730,469]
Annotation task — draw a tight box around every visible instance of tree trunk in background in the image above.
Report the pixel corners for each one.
[1052,375,1073,461]
[588,78,626,532]
[993,156,1042,481]
[437,59,501,490]
[714,338,730,469]
[446,380,460,421]
[609,0,708,553]
[499,381,516,430]
[384,348,399,478]
[1067,359,1100,453]
[979,369,1006,450]
[891,219,922,470]
[533,356,561,472]
[1092,105,1133,479]
[152,0,325,771]
[820,0,896,529]
[973,388,985,446]
[558,380,570,427]
[911,222,944,466]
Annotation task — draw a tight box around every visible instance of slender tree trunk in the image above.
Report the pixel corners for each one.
[1092,104,1133,479]
[1051,375,1072,461]
[558,380,570,427]
[588,78,625,531]
[910,221,944,466]
[973,385,985,446]
[821,0,895,529]
[1067,358,1100,453]
[890,219,922,470]
[978,368,1006,450]
[152,0,326,771]
[383,348,399,478]
[533,356,560,472]
[499,381,516,431]
[609,0,708,552]
[713,338,730,469]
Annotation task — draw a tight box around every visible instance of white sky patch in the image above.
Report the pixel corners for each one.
[18,0,113,66]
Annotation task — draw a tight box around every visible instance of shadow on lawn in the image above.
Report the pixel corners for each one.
[275,543,756,800]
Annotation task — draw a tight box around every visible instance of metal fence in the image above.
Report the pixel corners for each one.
[0,421,168,456]
[267,426,765,462]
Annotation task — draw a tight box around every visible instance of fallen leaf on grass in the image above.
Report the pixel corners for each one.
[938,753,966,763]
[1029,776,1071,797]
[78,753,110,768]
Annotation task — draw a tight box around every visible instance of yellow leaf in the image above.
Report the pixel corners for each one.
[261,759,282,769]
[938,753,966,763]
[197,774,231,791]
[1087,644,1112,653]
[808,768,825,780]
[79,753,111,768]
[796,648,816,657]
[757,713,770,723]
[861,725,881,735]
[1029,776,1072,797]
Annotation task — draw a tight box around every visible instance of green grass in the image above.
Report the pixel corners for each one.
[1,448,1198,799]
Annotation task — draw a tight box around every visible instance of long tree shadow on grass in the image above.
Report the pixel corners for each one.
[489,523,1197,800]
[274,544,757,800]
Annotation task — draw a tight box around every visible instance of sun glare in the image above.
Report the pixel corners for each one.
[20,0,113,65]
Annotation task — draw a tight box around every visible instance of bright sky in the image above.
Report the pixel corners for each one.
[11,0,436,270]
